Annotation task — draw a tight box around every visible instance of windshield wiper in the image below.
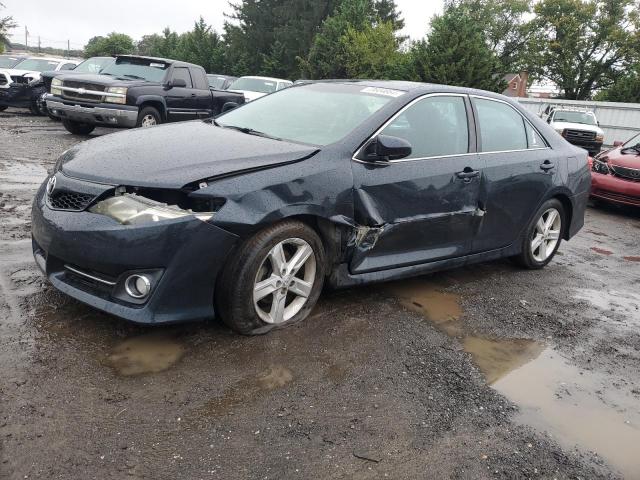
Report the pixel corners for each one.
[121,74,145,80]
[219,124,282,141]
[621,143,640,154]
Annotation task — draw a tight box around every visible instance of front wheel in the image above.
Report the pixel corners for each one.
[512,198,564,269]
[62,119,95,135]
[136,106,162,128]
[216,220,326,335]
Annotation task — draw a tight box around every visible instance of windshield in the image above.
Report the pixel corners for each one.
[553,110,597,125]
[75,57,114,74]
[0,56,22,68]
[217,83,398,146]
[229,77,279,94]
[623,132,640,147]
[208,76,229,89]
[13,58,61,72]
[101,58,168,82]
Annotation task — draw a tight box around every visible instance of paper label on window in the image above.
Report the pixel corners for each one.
[149,63,166,68]
[361,86,404,97]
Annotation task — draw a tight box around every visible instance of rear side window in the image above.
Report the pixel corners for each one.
[380,96,469,158]
[171,67,193,88]
[190,67,208,90]
[475,98,527,152]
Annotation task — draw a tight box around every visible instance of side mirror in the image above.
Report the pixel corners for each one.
[166,78,187,89]
[221,102,239,113]
[613,140,624,147]
[366,135,412,161]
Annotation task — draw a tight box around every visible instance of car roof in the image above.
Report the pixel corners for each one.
[22,57,79,63]
[240,76,291,82]
[115,55,202,69]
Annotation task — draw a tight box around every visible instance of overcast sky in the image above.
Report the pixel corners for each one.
[5,0,443,50]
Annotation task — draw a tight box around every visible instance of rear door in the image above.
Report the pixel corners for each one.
[350,94,486,274]
[469,96,557,253]
[166,67,197,121]
[189,67,214,118]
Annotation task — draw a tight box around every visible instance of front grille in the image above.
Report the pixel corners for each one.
[565,129,596,141]
[62,80,105,103]
[609,164,640,182]
[49,191,96,211]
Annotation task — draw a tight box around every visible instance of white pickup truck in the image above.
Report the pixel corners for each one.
[544,107,604,156]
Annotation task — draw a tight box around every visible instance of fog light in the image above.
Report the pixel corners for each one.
[124,274,151,299]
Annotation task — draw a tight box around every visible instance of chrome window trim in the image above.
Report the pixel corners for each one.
[352,92,551,166]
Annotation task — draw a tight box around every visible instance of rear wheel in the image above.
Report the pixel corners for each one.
[62,119,95,135]
[512,198,564,269]
[136,106,162,128]
[216,220,325,335]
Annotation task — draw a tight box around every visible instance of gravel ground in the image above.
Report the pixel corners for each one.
[1,108,639,479]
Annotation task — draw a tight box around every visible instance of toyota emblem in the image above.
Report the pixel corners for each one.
[46,176,56,196]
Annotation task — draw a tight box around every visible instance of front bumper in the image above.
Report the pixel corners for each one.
[565,138,603,155]
[0,82,43,108]
[46,95,139,128]
[31,181,239,324]
[591,172,640,207]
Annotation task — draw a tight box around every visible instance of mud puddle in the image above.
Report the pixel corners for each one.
[388,277,640,478]
[0,160,48,189]
[106,332,185,376]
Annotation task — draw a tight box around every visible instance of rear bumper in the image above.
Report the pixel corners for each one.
[591,172,640,207]
[31,180,239,324]
[46,96,138,127]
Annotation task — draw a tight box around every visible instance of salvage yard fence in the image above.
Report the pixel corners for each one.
[516,97,640,149]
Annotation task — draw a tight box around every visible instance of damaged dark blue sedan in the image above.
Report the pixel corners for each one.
[31,81,590,334]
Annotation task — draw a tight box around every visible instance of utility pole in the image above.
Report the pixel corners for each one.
[67,40,70,58]
[38,36,41,53]
[24,25,28,51]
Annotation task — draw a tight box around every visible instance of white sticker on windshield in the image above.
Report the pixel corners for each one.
[149,63,166,68]
[361,86,404,97]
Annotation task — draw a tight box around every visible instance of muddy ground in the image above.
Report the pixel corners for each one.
[1,108,639,479]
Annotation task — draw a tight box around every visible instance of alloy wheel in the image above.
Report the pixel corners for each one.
[253,238,316,324]
[530,207,561,262]
[140,114,157,127]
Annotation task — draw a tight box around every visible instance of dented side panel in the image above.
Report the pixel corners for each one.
[348,153,485,274]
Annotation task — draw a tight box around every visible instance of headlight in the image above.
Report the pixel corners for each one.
[27,76,41,86]
[555,128,565,136]
[592,159,609,175]
[51,78,62,95]
[89,194,213,225]
[104,86,127,104]
[595,133,604,142]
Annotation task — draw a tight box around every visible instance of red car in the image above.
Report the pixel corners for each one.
[590,132,640,207]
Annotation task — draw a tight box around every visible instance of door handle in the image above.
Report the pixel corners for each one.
[190,93,197,97]
[540,160,555,171]
[456,168,480,182]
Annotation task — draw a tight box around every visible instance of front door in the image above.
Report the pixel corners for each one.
[350,94,485,274]
[166,67,197,122]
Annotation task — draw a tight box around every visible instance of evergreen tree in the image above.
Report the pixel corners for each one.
[83,33,135,57]
[412,5,505,92]
[179,17,226,73]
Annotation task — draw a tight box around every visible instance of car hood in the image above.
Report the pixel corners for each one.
[228,89,267,102]
[552,121,603,135]
[59,120,319,189]
[0,68,41,80]
[57,73,155,88]
[599,148,640,169]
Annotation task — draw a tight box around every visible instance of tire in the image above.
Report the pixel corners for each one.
[136,106,162,128]
[62,119,95,135]
[0,105,7,112]
[29,101,43,116]
[216,220,326,335]
[512,198,565,269]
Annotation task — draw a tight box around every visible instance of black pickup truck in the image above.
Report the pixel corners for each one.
[46,55,245,135]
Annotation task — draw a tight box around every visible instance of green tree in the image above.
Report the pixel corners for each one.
[300,0,404,79]
[341,22,414,79]
[137,34,163,56]
[83,32,135,57]
[179,17,226,73]
[596,66,640,103]
[529,0,640,100]
[224,0,340,78]
[413,4,505,91]
[0,2,16,53]
[445,0,534,72]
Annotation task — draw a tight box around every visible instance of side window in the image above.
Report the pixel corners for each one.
[61,63,76,71]
[190,68,208,90]
[475,98,527,152]
[526,124,547,149]
[171,67,193,88]
[380,96,469,158]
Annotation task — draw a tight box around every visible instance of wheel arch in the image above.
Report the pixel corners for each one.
[135,96,167,121]
[550,192,574,240]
